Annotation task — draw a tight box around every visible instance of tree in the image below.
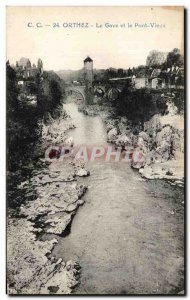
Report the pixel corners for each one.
[128,68,133,76]
[146,50,167,67]
[114,84,167,124]
[132,65,148,78]
[116,87,153,123]
[6,63,18,117]
[49,79,62,107]
[166,48,184,67]
[118,68,124,77]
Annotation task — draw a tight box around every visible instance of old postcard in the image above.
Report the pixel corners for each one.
[6,6,185,295]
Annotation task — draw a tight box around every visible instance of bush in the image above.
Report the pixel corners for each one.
[39,71,64,116]
[172,90,184,113]
[6,65,65,171]
[115,87,154,123]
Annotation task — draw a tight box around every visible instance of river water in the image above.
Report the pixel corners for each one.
[52,102,184,295]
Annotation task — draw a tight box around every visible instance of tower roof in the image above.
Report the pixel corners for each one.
[18,57,31,68]
[84,56,93,63]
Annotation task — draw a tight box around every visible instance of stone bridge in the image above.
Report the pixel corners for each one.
[66,85,86,102]
[66,78,133,104]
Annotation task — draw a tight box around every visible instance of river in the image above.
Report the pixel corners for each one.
[51,102,184,295]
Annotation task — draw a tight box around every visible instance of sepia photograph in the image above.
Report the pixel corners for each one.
[6,6,185,295]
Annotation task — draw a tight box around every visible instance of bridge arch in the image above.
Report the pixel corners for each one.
[66,86,86,102]
[107,87,121,101]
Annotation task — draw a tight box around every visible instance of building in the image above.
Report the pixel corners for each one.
[15,57,43,80]
[147,66,184,90]
[133,76,148,89]
[84,56,93,85]
[166,66,184,88]
[37,58,43,75]
[147,68,165,89]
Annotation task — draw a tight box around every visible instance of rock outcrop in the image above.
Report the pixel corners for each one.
[7,108,89,294]
[102,101,184,186]
[20,176,87,234]
[7,218,80,294]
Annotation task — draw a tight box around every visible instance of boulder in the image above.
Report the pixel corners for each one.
[107,127,118,143]
[131,147,146,169]
[155,140,171,162]
[139,163,178,180]
[139,131,149,143]
[45,212,72,235]
[156,125,173,146]
[115,135,131,147]
[75,168,90,177]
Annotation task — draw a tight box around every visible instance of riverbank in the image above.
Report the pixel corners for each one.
[49,101,184,295]
[7,107,90,294]
[78,99,184,188]
[7,99,184,295]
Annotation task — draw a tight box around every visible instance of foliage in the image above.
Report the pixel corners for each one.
[171,90,184,113]
[165,48,184,68]
[132,65,149,78]
[115,85,167,123]
[146,50,167,68]
[7,65,65,172]
[39,71,63,116]
[6,63,19,118]
[145,48,183,70]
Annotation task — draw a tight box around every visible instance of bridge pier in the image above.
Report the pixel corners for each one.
[84,84,94,104]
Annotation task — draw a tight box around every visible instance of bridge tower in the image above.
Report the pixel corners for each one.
[84,56,93,84]
[84,56,93,104]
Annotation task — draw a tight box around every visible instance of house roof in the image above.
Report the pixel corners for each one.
[151,69,161,78]
[84,56,93,63]
[166,66,184,76]
[109,77,132,81]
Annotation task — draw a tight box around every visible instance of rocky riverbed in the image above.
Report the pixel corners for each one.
[7,99,184,295]
[7,107,90,294]
[49,101,184,295]
[78,100,184,188]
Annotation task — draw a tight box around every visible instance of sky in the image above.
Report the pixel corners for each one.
[6,6,184,71]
